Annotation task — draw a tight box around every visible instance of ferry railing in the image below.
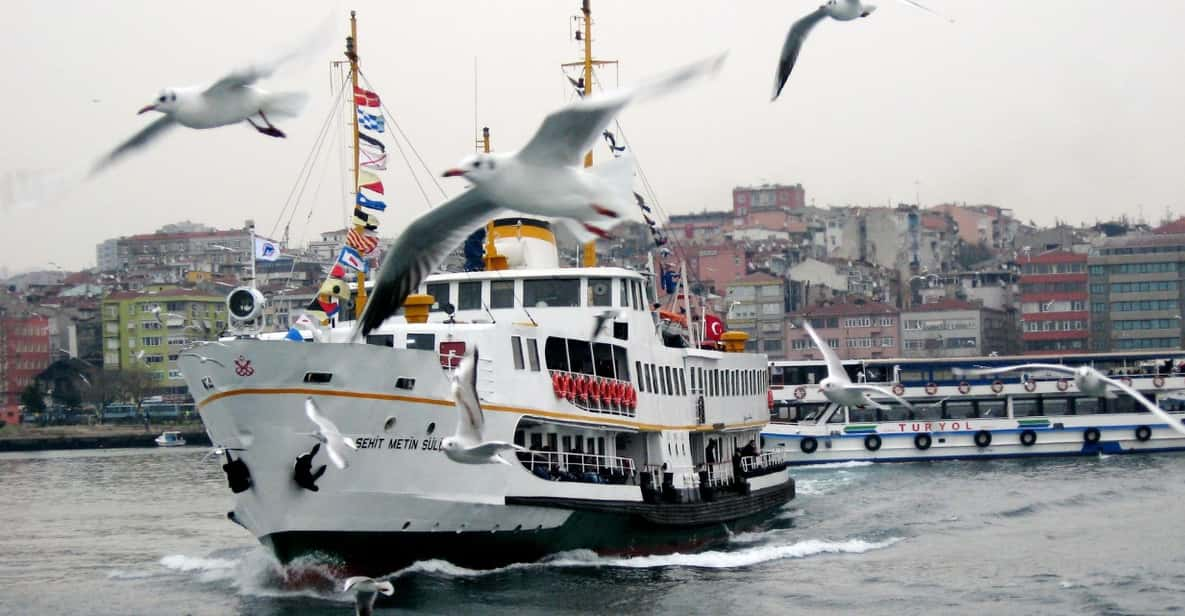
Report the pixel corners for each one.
[703,461,735,487]
[741,450,788,475]
[519,449,637,484]
[549,369,637,418]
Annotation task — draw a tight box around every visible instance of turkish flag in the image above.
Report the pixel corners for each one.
[704,314,725,341]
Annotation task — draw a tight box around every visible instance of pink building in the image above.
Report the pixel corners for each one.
[1,314,51,423]
[732,184,805,216]
[787,301,901,361]
[687,244,746,295]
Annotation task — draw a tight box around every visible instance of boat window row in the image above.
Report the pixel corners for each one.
[635,361,687,397]
[423,276,646,311]
[688,366,767,398]
[839,396,1151,423]
[544,337,629,381]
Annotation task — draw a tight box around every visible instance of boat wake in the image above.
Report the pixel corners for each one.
[797,461,875,470]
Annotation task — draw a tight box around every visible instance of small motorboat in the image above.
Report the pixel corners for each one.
[155,431,187,447]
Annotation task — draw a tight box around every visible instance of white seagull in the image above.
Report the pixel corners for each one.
[303,397,358,470]
[590,309,623,340]
[441,348,526,465]
[771,0,952,101]
[355,53,725,337]
[954,364,1185,437]
[800,320,914,410]
[342,576,394,616]
[91,15,335,175]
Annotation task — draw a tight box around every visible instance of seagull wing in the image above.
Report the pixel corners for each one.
[955,363,1074,378]
[357,189,503,336]
[204,12,336,96]
[453,349,485,442]
[91,116,175,176]
[772,6,829,101]
[305,397,351,469]
[517,53,726,167]
[1100,375,1185,437]
[895,0,955,23]
[848,384,915,409]
[801,320,850,384]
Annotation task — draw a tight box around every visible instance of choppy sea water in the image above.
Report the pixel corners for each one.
[3,448,1185,615]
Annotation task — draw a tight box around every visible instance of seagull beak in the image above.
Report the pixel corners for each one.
[441,168,465,178]
[137,104,157,115]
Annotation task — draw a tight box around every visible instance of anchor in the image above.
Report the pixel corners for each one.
[293,443,327,492]
[222,450,252,494]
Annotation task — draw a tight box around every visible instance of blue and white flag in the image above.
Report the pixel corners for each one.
[253,236,280,262]
[357,108,385,133]
[337,246,368,273]
[356,190,387,212]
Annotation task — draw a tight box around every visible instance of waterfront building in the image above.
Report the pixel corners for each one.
[0,313,51,424]
[1018,250,1089,353]
[724,273,787,359]
[100,287,227,385]
[789,301,900,361]
[901,298,1017,358]
[1088,233,1185,352]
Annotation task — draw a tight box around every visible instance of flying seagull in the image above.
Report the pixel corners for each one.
[800,320,914,409]
[771,0,951,101]
[590,309,622,340]
[954,364,1185,437]
[303,397,358,470]
[343,576,394,616]
[441,348,526,465]
[91,14,335,175]
[355,52,725,337]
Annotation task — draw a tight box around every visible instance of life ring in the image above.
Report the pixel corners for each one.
[800,437,818,454]
[1019,429,1037,447]
[794,386,806,400]
[767,390,774,411]
[957,381,971,394]
[1083,427,1101,444]
[974,430,992,448]
[1023,380,1037,393]
[1154,375,1166,388]
[914,433,932,450]
[1056,378,1069,392]
[864,434,882,451]
[991,380,1004,394]
[925,382,938,395]
[892,383,905,396]
[1135,425,1152,442]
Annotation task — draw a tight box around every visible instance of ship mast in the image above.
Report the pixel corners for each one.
[579,0,596,267]
[347,11,368,318]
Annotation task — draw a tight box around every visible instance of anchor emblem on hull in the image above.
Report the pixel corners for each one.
[234,356,255,377]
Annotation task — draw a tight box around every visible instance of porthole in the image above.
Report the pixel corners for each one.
[384,416,397,431]
[401,521,411,530]
[427,422,436,435]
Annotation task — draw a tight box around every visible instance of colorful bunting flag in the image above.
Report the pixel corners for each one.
[353,85,380,107]
[359,169,383,195]
[352,208,379,230]
[347,228,379,255]
[336,246,368,272]
[359,133,385,152]
[360,149,387,170]
[356,190,387,212]
[357,108,385,133]
[329,264,346,279]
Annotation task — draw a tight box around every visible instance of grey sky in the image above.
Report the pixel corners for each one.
[2,0,1183,272]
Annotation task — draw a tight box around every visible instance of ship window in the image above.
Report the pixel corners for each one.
[491,280,516,308]
[1109,396,1138,414]
[613,321,629,341]
[530,433,543,449]
[1012,398,1041,417]
[588,278,613,307]
[1043,397,1070,417]
[548,433,557,450]
[458,281,482,310]
[545,337,569,372]
[524,278,579,307]
[568,340,594,375]
[511,336,525,370]
[526,338,541,371]
[395,377,415,390]
[879,406,910,422]
[635,361,644,390]
[619,278,629,308]
[690,366,698,391]
[944,401,975,419]
[612,346,629,382]
[1074,397,1104,415]
[366,334,394,347]
[406,333,435,350]
[649,364,659,394]
[425,283,451,312]
[562,435,572,451]
[666,367,675,396]
[914,402,942,420]
[850,407,876,423]
[631,280,642,310]
[302,372,333,384]
[514,430,525,446]
[977,399,1005,418]
[678,369,687,396]
[593,343,615,378]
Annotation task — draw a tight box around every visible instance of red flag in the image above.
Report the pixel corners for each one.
[329,264,346,279]
[704,314,725,341]
[353,85,380,107]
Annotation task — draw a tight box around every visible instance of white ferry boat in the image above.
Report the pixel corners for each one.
[180,218,792,572]
[154,431,186,447]
[763,352,1185,464]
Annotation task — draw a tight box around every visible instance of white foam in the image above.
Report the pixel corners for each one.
[159,554,239,574]
[797,461,875,470]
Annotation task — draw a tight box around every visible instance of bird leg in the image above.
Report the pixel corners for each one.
[246,111,287,138]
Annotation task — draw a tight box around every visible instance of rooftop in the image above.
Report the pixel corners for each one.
[905,298,996,313]
[798,300,898,317]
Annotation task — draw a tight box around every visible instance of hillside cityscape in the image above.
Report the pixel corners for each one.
[2,183,1182,422]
